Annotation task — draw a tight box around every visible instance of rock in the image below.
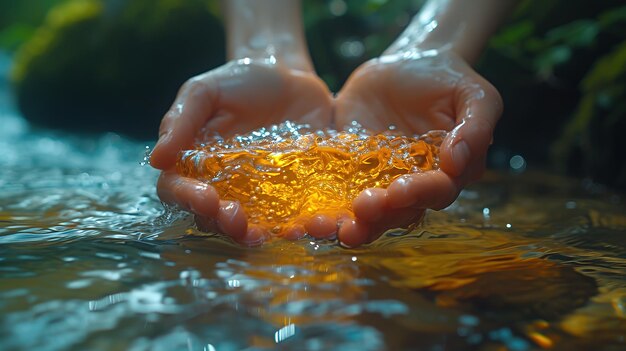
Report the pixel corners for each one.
[11,0,224,139]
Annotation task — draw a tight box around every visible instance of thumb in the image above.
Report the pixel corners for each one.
[440,79,502,178]
[150,74,218,170]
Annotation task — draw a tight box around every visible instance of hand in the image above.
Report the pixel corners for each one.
[150,59,333,245]
[334,49,503,247]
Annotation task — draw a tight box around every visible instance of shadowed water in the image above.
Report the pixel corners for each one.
[1,54,626,350]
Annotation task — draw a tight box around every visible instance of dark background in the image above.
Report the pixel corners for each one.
[1,0,625,189]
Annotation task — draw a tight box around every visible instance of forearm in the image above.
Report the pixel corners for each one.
[385,0,517,64]
[221,0,312,71]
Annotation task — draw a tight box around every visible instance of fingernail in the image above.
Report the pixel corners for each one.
[339,241,355,249]
[217,202,247,241]
[282,224,306,240]
[338,219,357,249]
[305,215,337,239]
[241,226,268,246]
[222,202,239,221]
[451,140,470,174]
[217,202,237,233]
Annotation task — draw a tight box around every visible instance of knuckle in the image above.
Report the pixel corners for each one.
[186,77,216,100]
[180,72,213,95]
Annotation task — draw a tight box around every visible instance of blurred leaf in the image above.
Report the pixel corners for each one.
[0,0,70,52]
[552,40,626,185]
[534,45,571,76]
[545,20,599,48]
[551,95,594,168]
[598,5,626,27]
[491,21,534,48]
[581,40,626,91]
[0,24,35,51]
[511,0,561,23]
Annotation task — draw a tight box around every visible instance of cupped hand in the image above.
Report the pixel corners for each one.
[334,49,503,247]
[150,59,333,245]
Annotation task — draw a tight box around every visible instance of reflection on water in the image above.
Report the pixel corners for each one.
[2,62,626,351]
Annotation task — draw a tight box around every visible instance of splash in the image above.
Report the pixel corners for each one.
[176,121,446,232]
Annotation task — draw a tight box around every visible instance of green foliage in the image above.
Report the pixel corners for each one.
[0,0,67,51]
[553,41,626,187]
[482,1,626,188]
[0,24,36,52]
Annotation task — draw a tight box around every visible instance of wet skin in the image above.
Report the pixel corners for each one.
[151,59,333,246]
[335,49,502,247]
[150,0,510,247]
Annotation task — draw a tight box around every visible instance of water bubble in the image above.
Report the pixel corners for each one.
[328,0,347,16]
[509,155,526,173]
[340,40,365,58]
[482,207,491,221]
[459,314,479,326]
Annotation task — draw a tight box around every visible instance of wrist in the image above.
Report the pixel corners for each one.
[383,0,516,65]
[382,12,475,63]
[222,0,313,71]
[227,33,313,71]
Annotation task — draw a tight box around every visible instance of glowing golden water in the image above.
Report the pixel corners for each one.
[176,122,446,230]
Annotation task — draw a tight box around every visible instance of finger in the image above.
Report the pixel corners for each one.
[239,225,270,246]
[215,200,248,243]
[280,223,307,240]
[305,214,338,239]
[386,171,462,211]
[196,202,263,246]
[368,206,424,242]
[157,171,220,218]
[440,79,502,177]
[338,207,424,248]
[151,74,219,170]
[338,219,369,248]
[352,188,387,223]
[195,215,219,233]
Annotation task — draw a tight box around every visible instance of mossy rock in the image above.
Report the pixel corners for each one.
[12,0,224,139]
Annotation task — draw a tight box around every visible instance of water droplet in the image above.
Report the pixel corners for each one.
[140,145,151,166]
[509,155,526,173]
[339,39,365,58]
[328,0,347,16]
